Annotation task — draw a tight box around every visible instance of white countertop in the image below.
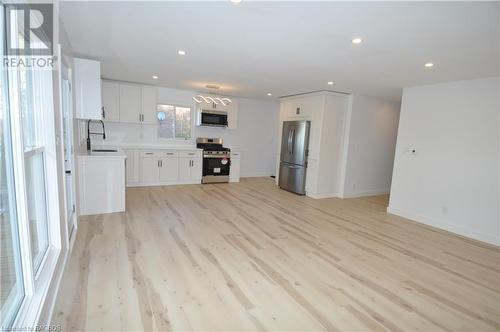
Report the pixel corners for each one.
[94,142,202,151]
[90,142,239,152]
[77,150,127,159]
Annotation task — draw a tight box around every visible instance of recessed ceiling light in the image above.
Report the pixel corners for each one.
[327,81,334,85]
[425,62,434,68]
[230,0,242,3]
[352,38,362,44]
[152,75,158,79]
[206,84,220,90]
[178,50,186,55]
[267,93,272,96]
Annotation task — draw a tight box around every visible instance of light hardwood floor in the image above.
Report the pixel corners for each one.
[52,177,500,331]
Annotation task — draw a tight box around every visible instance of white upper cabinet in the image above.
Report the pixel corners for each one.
[227,99,239,130]
[101,80,120,121]
[74,58,102,120]
[119,84,142,123]
[142,86,158,124]
[281,97,316,119]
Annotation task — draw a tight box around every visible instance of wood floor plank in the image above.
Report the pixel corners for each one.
[52,177,500,331]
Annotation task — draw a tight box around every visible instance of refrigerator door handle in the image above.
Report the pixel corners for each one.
[290,127,295,155]
[288,128,293,154]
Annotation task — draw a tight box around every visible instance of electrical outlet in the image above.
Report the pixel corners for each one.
[407,147,417,155]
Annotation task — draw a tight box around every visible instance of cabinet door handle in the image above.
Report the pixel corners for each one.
[146,152,153,155]
[102,107,105,119]
[188,153,195,155]
[157,160,160,167]
[139,114,142,122]
[160,160,163,167]
[166,152,174,155]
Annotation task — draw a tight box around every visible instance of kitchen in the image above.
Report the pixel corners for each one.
[76,68,279,214]
[1,1,498,331]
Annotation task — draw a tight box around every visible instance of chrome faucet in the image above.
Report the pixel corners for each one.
[86,119,106,151]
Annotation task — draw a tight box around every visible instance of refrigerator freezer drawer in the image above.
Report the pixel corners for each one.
[279,163,306,195]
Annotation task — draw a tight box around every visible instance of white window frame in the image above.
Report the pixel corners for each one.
[2,4,63,328]
[0,35,25,328]
[156,103,194,141]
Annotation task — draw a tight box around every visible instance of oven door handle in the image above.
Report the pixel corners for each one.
[203,155,231,158]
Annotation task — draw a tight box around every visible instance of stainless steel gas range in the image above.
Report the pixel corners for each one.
[196,138,231,183]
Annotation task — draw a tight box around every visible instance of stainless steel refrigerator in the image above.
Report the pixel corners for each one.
[279,120,310,195]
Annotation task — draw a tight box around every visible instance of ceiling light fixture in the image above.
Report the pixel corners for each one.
[230,0,242,3]
[178,50,186,55]
[425,62,434,68]
[327,81,334,85]
[267,93,272,96]
[352,38,362,44]
[152,75,158,79]
[193,94,232,106]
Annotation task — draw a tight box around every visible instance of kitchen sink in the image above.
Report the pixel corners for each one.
[92,149,118,152]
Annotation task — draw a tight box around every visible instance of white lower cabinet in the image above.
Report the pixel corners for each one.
[78,154,126,215]
[125,149,202,186]
[123,149,139,185]
[179,157,202,182]
[159,157,179,181]
[191,157,202,181]
[230,151,241,182]
[178,158,191,181]
[140,156,160,183]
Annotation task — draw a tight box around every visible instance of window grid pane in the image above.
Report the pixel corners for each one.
[175,107,191,140]
[24,152,48,271]
[18,56,50,273]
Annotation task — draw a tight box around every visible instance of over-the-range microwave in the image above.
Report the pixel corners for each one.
[197,109,228,127]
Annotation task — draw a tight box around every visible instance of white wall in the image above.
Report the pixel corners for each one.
[340,95,401,197]
[196,98,279,177]
[388,77,500,245]
[89,85,279,178]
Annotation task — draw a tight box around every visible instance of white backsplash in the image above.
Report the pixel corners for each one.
[80,97,279,177]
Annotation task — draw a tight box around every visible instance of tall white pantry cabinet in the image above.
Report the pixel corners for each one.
[276,91,351,199]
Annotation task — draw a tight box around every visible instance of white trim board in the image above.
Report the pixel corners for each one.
[340,189,390,199]
[387,206,500,246]
[306,192,339,199]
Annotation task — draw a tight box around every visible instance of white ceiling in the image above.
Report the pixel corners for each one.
[59,1,499,101]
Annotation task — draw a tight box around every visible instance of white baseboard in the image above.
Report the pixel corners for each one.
[240,172,273,178]
[126,179,202,187]
[340,188,390,199]
[306,192,339,199]
[387,206,500,246]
